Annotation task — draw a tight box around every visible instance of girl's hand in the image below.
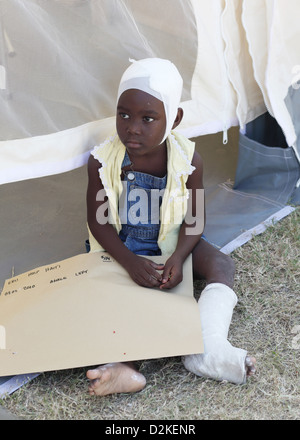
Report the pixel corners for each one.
[159,254,184,290]
[125,255,165,288]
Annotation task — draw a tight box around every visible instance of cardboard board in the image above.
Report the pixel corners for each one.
[0,252,203,376]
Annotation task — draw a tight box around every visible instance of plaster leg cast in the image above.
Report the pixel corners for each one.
[182,283,249,384]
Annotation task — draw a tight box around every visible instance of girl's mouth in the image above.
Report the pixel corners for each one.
[126,140,142,148]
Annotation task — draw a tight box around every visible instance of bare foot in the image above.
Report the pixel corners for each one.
[245,356,256,377]
[86,362,146,396]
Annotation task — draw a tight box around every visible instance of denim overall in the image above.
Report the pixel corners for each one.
[119,151,167,256]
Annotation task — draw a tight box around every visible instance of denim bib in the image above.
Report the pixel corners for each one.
[119,151,167,256]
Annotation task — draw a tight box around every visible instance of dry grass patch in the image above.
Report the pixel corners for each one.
[2,208,299,420]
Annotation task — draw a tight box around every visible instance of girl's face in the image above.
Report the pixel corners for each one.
[116,89,167,156]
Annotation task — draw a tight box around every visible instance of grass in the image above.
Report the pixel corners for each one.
[1,208,299,420]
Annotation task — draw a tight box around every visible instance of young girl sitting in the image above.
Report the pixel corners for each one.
[85,58,256,396]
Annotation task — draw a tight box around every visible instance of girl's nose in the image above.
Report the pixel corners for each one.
[127,119,141,134]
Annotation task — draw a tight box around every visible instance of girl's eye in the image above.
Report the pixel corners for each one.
[119,113,129,119]
[143,116,154,123]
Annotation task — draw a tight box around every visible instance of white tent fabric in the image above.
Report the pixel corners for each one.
[1,0,299,185]
[242,0,300,162]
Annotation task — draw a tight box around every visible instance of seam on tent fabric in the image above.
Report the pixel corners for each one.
[220,0,231,143]
[265,2,297,148]
[280,146,294,202]
[220,205,295,255]
[218,182,284,208]
[0,117,116,184]
[239,138,298,201]
[292,144,300,164]
[0,151,90,185]
[291,143,300,183]
[177,117,239,140]
[0,118,114,154]
[221,0,244,132]
[239,138,296,160]
[241,0,274,117]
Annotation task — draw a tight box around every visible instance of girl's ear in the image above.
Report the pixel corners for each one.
[172,107,184,129]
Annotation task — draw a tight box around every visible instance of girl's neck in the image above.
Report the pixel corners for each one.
[126,142,167,178]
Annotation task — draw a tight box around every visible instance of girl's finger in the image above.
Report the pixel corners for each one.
[161,268,172,284]
[150,262,165,270]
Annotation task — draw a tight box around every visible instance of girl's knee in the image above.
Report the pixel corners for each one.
[207,253,236,287]
[192,240,236,286]
[223,253,236,275]
[211,251,235,273]
[218,253,236,283]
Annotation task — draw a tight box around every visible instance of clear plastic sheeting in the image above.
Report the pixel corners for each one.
[0,0,269,184]
[0,0,198,141]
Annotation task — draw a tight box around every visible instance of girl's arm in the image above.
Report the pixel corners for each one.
[86,154,164,287]
[160,150,205,289]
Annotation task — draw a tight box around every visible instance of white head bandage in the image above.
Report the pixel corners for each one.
[117,58,183,143]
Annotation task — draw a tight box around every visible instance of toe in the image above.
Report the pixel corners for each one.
[245,356,256,376]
